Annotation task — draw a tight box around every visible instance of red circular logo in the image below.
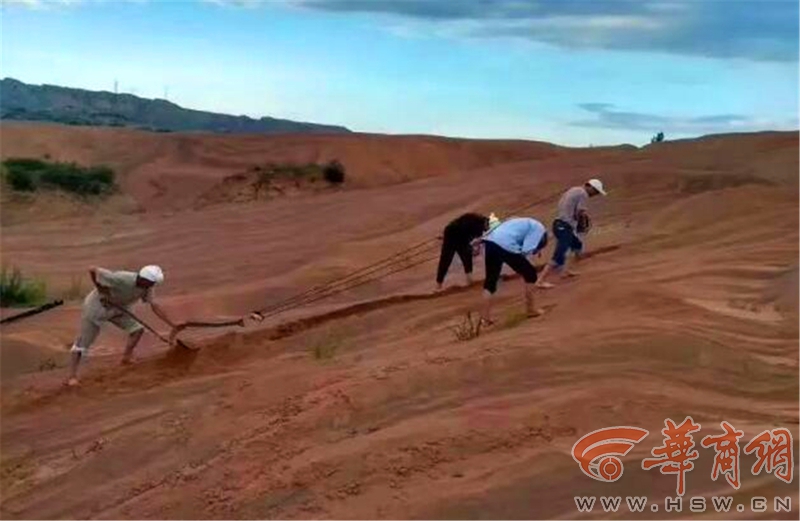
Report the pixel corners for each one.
[599,456,623,481]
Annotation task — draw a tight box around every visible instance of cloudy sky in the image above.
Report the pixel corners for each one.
[1,0,798,145]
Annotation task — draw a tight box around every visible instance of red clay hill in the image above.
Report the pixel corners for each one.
[1,123,797,519]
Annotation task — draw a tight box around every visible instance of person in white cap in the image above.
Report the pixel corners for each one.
[66,265,177,386]
[536,178,606,288]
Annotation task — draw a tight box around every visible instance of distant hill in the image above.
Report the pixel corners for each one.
[0,78,351,135]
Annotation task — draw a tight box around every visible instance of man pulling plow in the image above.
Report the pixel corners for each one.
[67,265,178,386]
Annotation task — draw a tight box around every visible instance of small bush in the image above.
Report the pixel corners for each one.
[274,163,322,180]
[309,332,342,361]
[40,164,115,195]
[4,158,47,170]
[449,312,482,341]
[39,358,58,372]
[2,158,116,196]
[252,168,274,199]
[245,161,343,198]
[6,168,36,191]
[323,160,345,184]
[0,267,47,307]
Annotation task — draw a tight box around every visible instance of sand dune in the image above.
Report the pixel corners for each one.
[0,127,797,519]
[0,123,571,212]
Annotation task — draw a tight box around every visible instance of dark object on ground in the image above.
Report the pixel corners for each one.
[0,300,64,325]
[323,160,346,184]
[180,318,245,329]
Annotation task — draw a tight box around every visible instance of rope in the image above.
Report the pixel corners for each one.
[254,245,440,321]
[248,190,562,322]
[180,318,245,329]
[251,237,439,318]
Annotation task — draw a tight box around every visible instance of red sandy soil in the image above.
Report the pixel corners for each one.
[0,122,573,213]
[0,124,797,519]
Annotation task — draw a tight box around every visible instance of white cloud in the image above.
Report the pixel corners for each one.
[281,0,799,63]
[572,102,799,135]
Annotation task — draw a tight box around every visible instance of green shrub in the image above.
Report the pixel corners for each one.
[309,333,341,361]
[323,159,345,184]
[0,267,47,307]
[4,158,47,170]
[40,164,115,195]
[311,338,340,360]
[307,326,351,361]
[449,312,482,341]
[4,158,47,191]
[2,158,116,196]
[252,168,275,199]
[6,168,36,191]
[247,161,344,192]
[271,163,322,180]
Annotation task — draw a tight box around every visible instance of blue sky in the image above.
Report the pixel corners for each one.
[1,0,798,145]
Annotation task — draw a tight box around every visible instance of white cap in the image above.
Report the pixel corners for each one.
[587,178,607,196]
[138,265,164,284]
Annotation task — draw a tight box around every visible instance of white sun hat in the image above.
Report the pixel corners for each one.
[138,265,164,284]
[587,178,607,196]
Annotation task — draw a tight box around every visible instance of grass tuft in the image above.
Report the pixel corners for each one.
[0,267,47,307]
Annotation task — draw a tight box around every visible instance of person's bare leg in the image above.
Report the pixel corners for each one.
[67,351,82,386]
[480,290,495,325]
[536,264,556,289]
[121,329,145,365]
[525,284,545,317]
[464,272,474,286]
[67,317,95,385]
[561,255,580,278]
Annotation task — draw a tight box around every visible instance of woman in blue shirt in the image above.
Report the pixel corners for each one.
[480,217,549,324]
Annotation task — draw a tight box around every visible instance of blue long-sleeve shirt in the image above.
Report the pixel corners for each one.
[484,217,546,255]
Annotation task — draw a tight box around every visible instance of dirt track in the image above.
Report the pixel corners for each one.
[1,125,798,519]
